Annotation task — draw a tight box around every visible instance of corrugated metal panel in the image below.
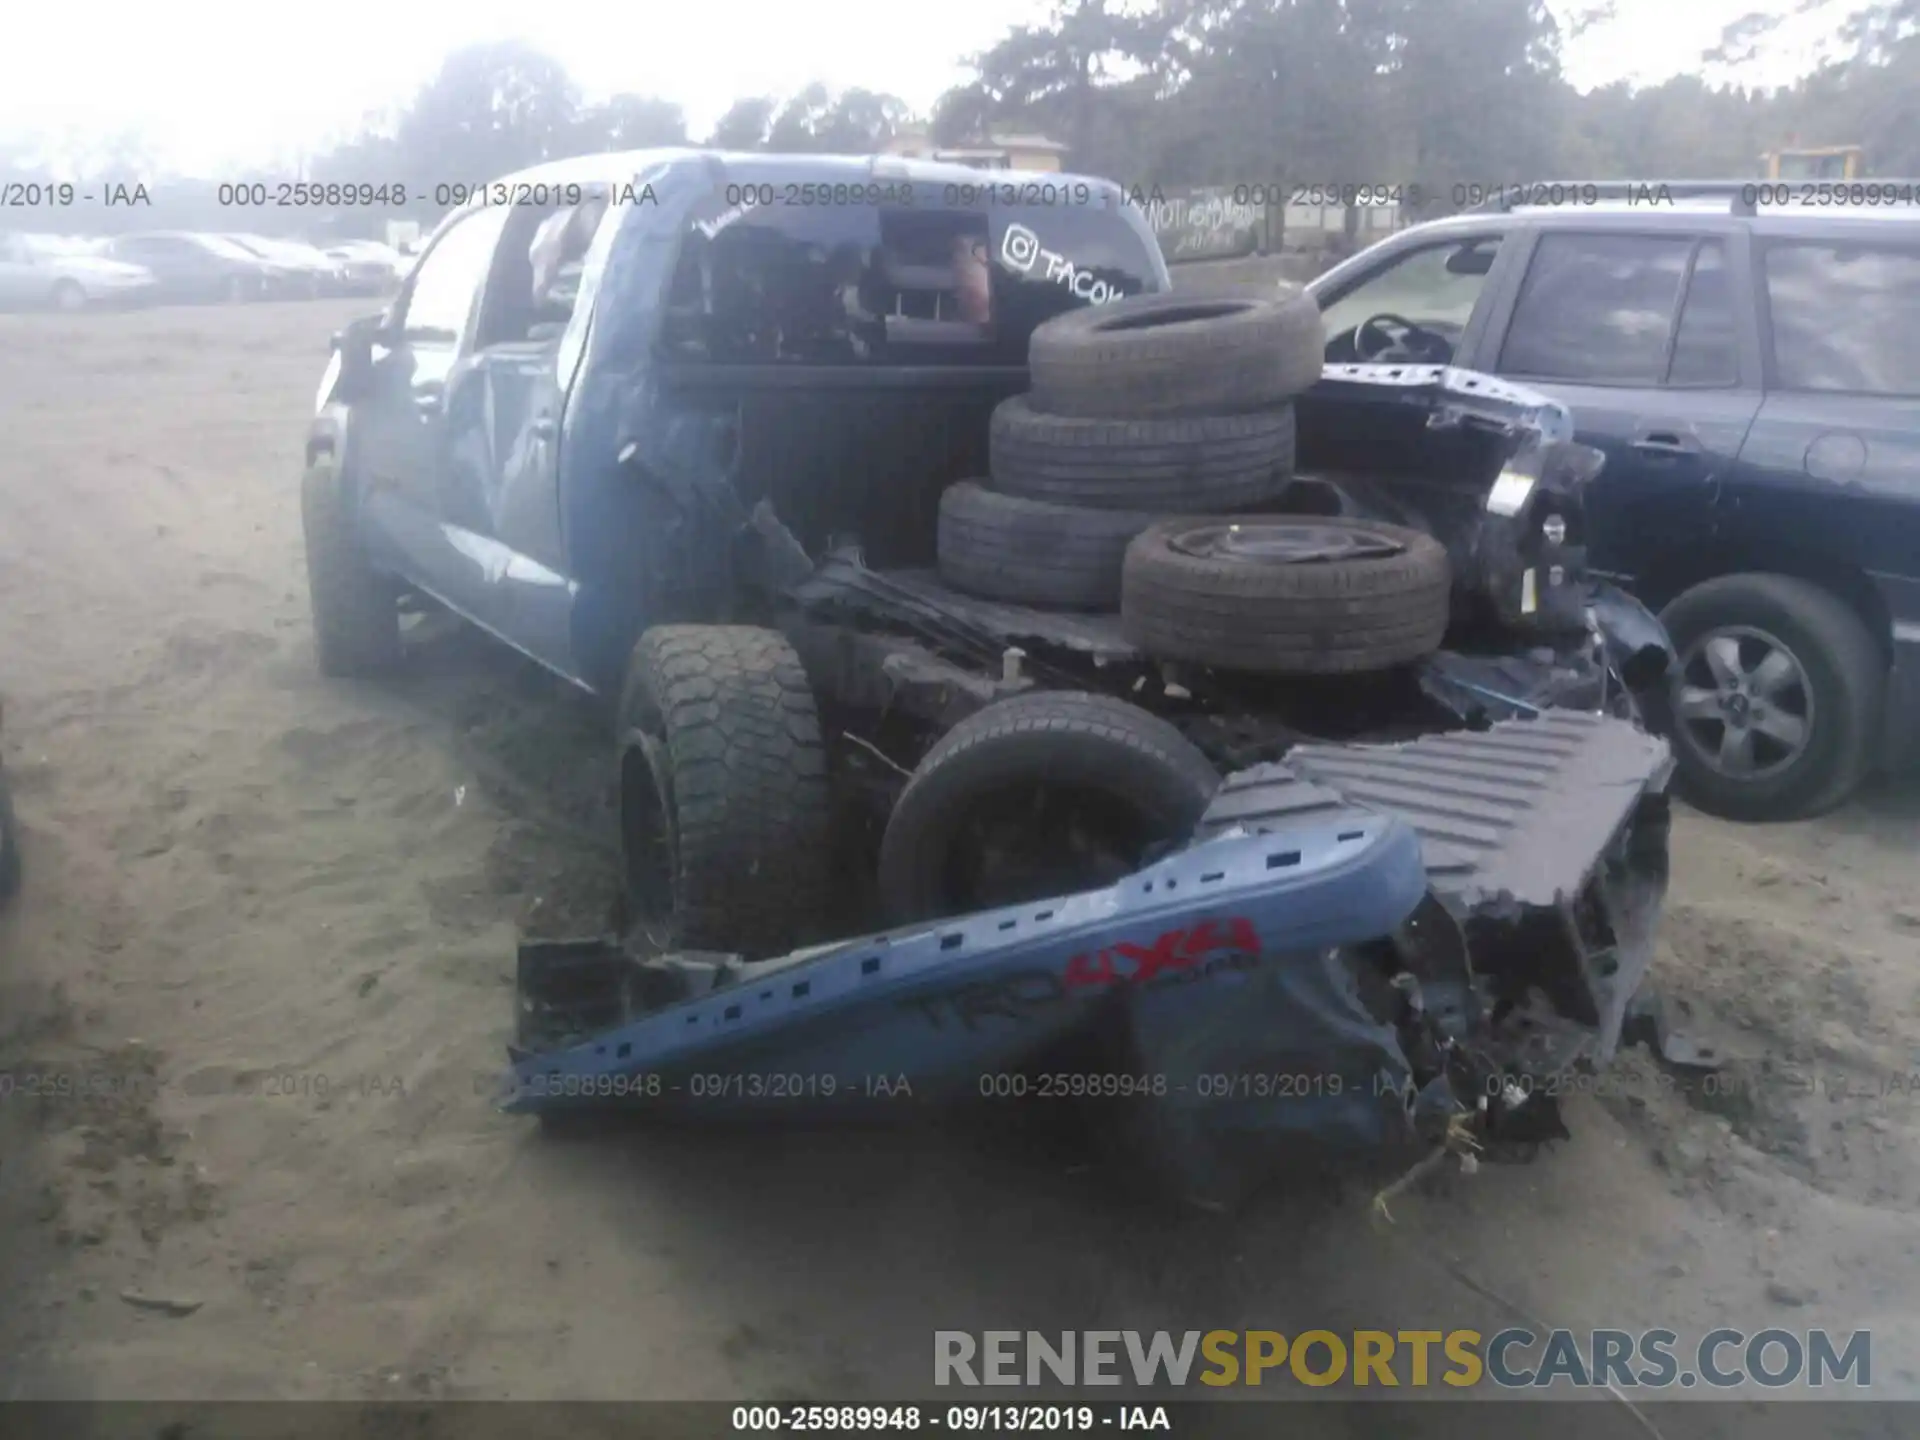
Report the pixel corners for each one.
[1197,713,1672,909]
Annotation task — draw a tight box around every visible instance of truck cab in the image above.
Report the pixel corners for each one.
[307,149,1169,695]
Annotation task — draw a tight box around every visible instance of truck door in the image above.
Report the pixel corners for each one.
[430,194,608,675]
[351,204,512,620]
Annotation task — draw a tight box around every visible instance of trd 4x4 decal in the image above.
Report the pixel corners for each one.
[898,917,1264,1031]
[1063,916,1262,990]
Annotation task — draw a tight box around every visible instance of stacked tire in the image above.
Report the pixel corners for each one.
[936,292,1319,613]
[935,289,1453,676]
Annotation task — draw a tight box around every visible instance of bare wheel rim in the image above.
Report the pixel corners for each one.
[1167,519,1405,565]
[1671,624,1814,781]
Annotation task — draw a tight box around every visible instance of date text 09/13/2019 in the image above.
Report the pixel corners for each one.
[730,1405,1168,1432]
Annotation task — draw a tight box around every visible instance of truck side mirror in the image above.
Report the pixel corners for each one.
[1445,245,1494,277]
[330,314,389,396]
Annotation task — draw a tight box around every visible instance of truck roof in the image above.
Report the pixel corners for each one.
[488,148,1133,205]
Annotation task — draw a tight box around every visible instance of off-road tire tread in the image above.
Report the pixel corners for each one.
[301,454,400,676]
[1120,517,1452,674]
[0,772,21,902]
[620,625,832,956]
[989,397,1295,511]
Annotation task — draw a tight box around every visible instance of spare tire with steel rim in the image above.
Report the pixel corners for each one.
[1120,516,1452,675]
[1026,290,1325,420]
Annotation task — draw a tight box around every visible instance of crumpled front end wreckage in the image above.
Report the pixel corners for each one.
[506,715,1682,1203]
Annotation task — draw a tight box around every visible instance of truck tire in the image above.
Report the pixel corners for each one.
[1658,573,1884,821]
[617,625,832,957]
[1120,516,1451,675]
[0,771,21,903]
[878,692,1220,924]
[1026,291,1324,420]
[989,397,1295,511]
[301,452,400,676]
[937,481,1157,610]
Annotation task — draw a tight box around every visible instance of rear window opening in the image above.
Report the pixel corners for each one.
[875,210,992,331]
[659,195,1159,367]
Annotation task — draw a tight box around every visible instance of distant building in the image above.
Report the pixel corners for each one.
[883,130,1068,173]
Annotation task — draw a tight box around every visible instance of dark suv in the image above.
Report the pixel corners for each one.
[1307,183,1920,819]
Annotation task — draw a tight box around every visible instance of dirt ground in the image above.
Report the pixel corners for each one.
[0,300,1916,1427]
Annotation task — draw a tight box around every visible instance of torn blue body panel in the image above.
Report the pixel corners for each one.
[504,715,1676,1203]
[505,808,1428,1138]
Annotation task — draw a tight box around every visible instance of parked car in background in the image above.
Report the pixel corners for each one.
[1307,183,1920,821]
[322,239,406,295]
[104,232,293,304]
[0,232,156,310]
[224,234,346,297]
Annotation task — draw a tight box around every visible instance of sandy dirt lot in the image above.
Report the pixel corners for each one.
[0,300,1915,1428]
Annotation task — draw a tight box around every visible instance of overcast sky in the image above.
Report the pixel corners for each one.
[2,0,1830,176]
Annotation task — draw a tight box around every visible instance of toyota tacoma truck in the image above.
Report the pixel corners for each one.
[303,149,1693,1200]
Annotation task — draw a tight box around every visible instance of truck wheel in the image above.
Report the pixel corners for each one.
[0,771,21,903]
[617,626,832,957]
[1026,290,1323,420]
[1120,516,1450,675]
[989,397,1294,511]
[1659,574,1883,821]
[937,481,1157,610]
[878,692,1220,924]
[301,452,400,676]
[50,280,87,312]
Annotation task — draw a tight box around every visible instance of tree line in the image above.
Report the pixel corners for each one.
[2,0,1913,241]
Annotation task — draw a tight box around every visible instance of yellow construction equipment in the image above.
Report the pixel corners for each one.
[1760,146,1864,180]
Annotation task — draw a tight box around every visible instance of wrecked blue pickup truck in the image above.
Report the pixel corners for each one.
[507,711,1678,1208]
[304,149,1690,1202]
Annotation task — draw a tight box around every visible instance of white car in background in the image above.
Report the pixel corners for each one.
[0,232,157,310]
[224,234,347,297]
[322,239,407,295]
